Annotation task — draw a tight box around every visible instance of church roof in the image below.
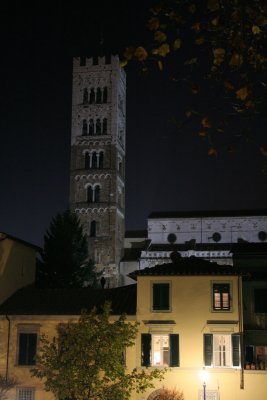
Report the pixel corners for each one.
[148,210,267,219]
[129,255,241,280]
[0,284,137,316]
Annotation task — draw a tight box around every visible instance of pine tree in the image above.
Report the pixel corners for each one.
[37,210,96,288]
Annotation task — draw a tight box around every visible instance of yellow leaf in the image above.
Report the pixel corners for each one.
[151,48,159,55]
[236,86,249,101]
[185,58,198,65]
[185,110,192,118]
[195,37,205,45]
[245,100,255,109]
[148,17,160,31]
[229,53,243,67]
[224,80,234,91]
[123,47,134,61]
[154,31,167,43]
[260,146,267,156]
[158,43,170,57]
[157,60,163,71]
[191,84,199,94]
[213,48,225,65]
[211,17,219,26]
[199,131,207,137]
[191,22,201,32]
[173,38,181,50]
[188,4,197,13]
[262,164,267,174]
[134,46,148,61]
[119,59,128,68]
[208,147,218,157]
[201,117,212,128]
[252,25,261,34]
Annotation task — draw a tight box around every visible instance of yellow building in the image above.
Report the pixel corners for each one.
[0,253,267,400]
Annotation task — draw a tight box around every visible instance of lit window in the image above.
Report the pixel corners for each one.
[213,283,230,311]
[204,334,240,368]
[141,333,179,367]
[17,388,35,400]
[152,283,170,311]
[245,345,267,369]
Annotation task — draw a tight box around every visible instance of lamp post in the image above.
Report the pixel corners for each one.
[199,369,209,400]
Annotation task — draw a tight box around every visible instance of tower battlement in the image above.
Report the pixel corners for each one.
[73,55,123,72]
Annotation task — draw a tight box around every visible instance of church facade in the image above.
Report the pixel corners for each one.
[69,55,126,286]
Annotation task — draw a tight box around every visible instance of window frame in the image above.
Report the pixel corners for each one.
[16,324,40,367]
[141,333,179,367]
[16,387,35,400]
[211,282,231,312]
[203,333,240,368]
[151,281,171,312]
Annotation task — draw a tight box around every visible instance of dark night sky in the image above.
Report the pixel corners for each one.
[0,2,266,247]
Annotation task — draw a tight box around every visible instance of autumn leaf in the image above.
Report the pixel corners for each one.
[201,117,212,128]
[245,100,255,109]
[199,131,207,137]
[158,43,170,57]
[252,25,261,34]
[211,17,219,26]
[224,80,234,91]
[188,4,197,13]
[236,86,249,101]
[148,17,160,31]
[173,38,181,50]
[151,48,159,55]
[208,147,218,156]
[229,53,243,67]
[262,164,267,174]
[185,58,198,65]
[260,146,267,156]
[157,60,163,71]
[134,47,148,61]
[154,31,167,43]
[191,22,201,32]
[213,48,225,65]
[191,84,199,94]
[185,110,192,118]
[195,37,205,45]
[123,47,134,61]
[119,59,128,68]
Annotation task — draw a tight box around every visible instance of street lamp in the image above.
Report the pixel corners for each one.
[199,369,209,400]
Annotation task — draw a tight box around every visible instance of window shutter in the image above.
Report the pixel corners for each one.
[170,334,179,367]
[232,334,240,367]
[204,334,213,366]
[141,334,151,367]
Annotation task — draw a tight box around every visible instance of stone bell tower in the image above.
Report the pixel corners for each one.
[69,55,126,286]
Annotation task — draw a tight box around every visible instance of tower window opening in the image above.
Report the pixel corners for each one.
[89,89,95,104]
[99,152,104,168]
[90,220,97,237]
[96,119,101,135]
[94,185,100,202]
[96,87,102,103]
[87,186,93,203]
[103,87,108,103]
[92,152,98,169]
[82,120,87,136]
[93,56,98,65]
[89,119,94,135]
[102,118,107,134]
[85,153,90,169]
[83,88,88,104]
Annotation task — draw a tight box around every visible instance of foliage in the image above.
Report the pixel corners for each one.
[31,302,165,400]
[37,210,97,288]
[155,387,184,400]
[122,0,267,170]
[0,375,18,400]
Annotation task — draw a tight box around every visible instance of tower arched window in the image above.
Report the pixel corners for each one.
[96,119,101,135]
[87,186,93,203]
[89,88,95,104]
[89,119,94,135]
[90,220,97,237]
[94,185,100,202]
[118,161,122,174]
[99,151,104,169]
[92,152,97,169]
[83,88,88,104]
[85,153,90,169]
[102,118,107,134]
[82,120,87,136]
[103,87,108,103]
[96,87,102,103]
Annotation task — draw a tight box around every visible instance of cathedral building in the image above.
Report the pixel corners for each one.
[69,55,126,286]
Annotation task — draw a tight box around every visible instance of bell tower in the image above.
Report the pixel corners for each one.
[69,55,126,286]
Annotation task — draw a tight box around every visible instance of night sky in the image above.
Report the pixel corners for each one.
[1,2,266,247]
